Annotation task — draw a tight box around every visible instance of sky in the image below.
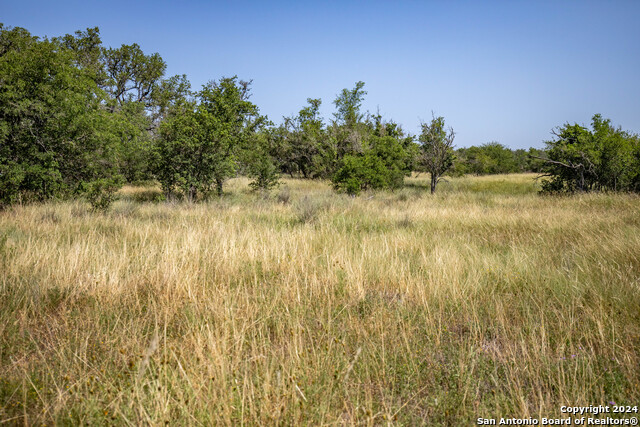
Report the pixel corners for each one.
[2,0,639,149]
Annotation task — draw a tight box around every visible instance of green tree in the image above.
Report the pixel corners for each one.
[0,25,121,207]
[333,81,367,128]
[155,77,263,200]
[538,114,639,193]
[418,116,455,194]
[246,128,281,192]
[57,27,107,86]
[331,81,369,159]
[332,132,411,195]
[60,28,192,184]
[104,43,167,106]
[332,154,389,195]
[276,98,326,178]
[453,142,523,175]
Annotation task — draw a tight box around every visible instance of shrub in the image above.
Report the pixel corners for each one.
[85,178,122,211]
[277,186,291,204]
[248,155,280,192]
[295,196,331,224]
[540,114,640,193]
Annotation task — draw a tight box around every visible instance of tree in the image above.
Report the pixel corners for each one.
[332,129,412,195]
[57,27,107,86]
[539,114,639,193]
[59,27,192,184]
[0,25,121,207]
[104,43,167,107]
[333,81,367,128]
[155,76,263,200]
[246,128,281,192]
[418,116,455,194]
[275,98,325,178]
[332,153,389,195]
[331,81,369,159]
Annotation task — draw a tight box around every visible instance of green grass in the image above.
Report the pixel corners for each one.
[1,174,639,425]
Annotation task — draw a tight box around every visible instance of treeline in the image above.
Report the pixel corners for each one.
[452,144,547,175]
[0,25,189,207]
[2,25,639,209]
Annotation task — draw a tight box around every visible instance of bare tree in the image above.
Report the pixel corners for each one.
[419,115,456,194]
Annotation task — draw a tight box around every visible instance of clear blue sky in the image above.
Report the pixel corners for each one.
[3,0,639,148]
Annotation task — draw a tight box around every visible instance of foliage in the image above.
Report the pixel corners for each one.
[332,154,388,195]
[332,135,411,195]
[418,115,455,193]
[103,42,166,105]
[333,81,367,128]
[247,130,281,192]
[0,25,121,207]
[452,143,547,175]
[59,27,192,184]
[8,24,639,206]
[540,114,640,193]
[273,98,326,178]
[331,81,371,160]
[155,77,263,200]
[85,177,122,211]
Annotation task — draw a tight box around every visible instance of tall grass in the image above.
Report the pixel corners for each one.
[1,174,639,425]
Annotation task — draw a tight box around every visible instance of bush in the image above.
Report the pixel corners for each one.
[248,155,280,192]
[540,114,640,193]
[295,196,331,223]
[331,134,411,196]
[277,186,291,204]
[85,178,122,211]
[332,154,387,195]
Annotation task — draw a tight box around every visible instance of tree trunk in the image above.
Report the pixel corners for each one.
[430,173,437,194]
[216,178,223,197]
[578,168,585,192]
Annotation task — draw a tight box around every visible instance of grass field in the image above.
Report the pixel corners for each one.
[1,174,639,425]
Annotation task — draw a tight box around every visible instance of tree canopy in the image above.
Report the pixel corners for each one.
[418,116,456,194]
[155,77,264,200]
[0,25,120,206]
[540,114,640,193]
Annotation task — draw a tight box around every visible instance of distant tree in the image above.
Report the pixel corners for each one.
[332,154,388,195]
[525,147,547,173]
[480,142,517,173]
[453,143,547,176]
[276,98,326,178]
[333,81,367,128]
[418,116,455,194]
[155,77,263,200]
[331,81,369,158]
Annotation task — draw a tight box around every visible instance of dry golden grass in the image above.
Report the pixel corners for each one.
[1,174,639,425]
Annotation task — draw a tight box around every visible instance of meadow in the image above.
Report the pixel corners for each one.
[1,174,639,425]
